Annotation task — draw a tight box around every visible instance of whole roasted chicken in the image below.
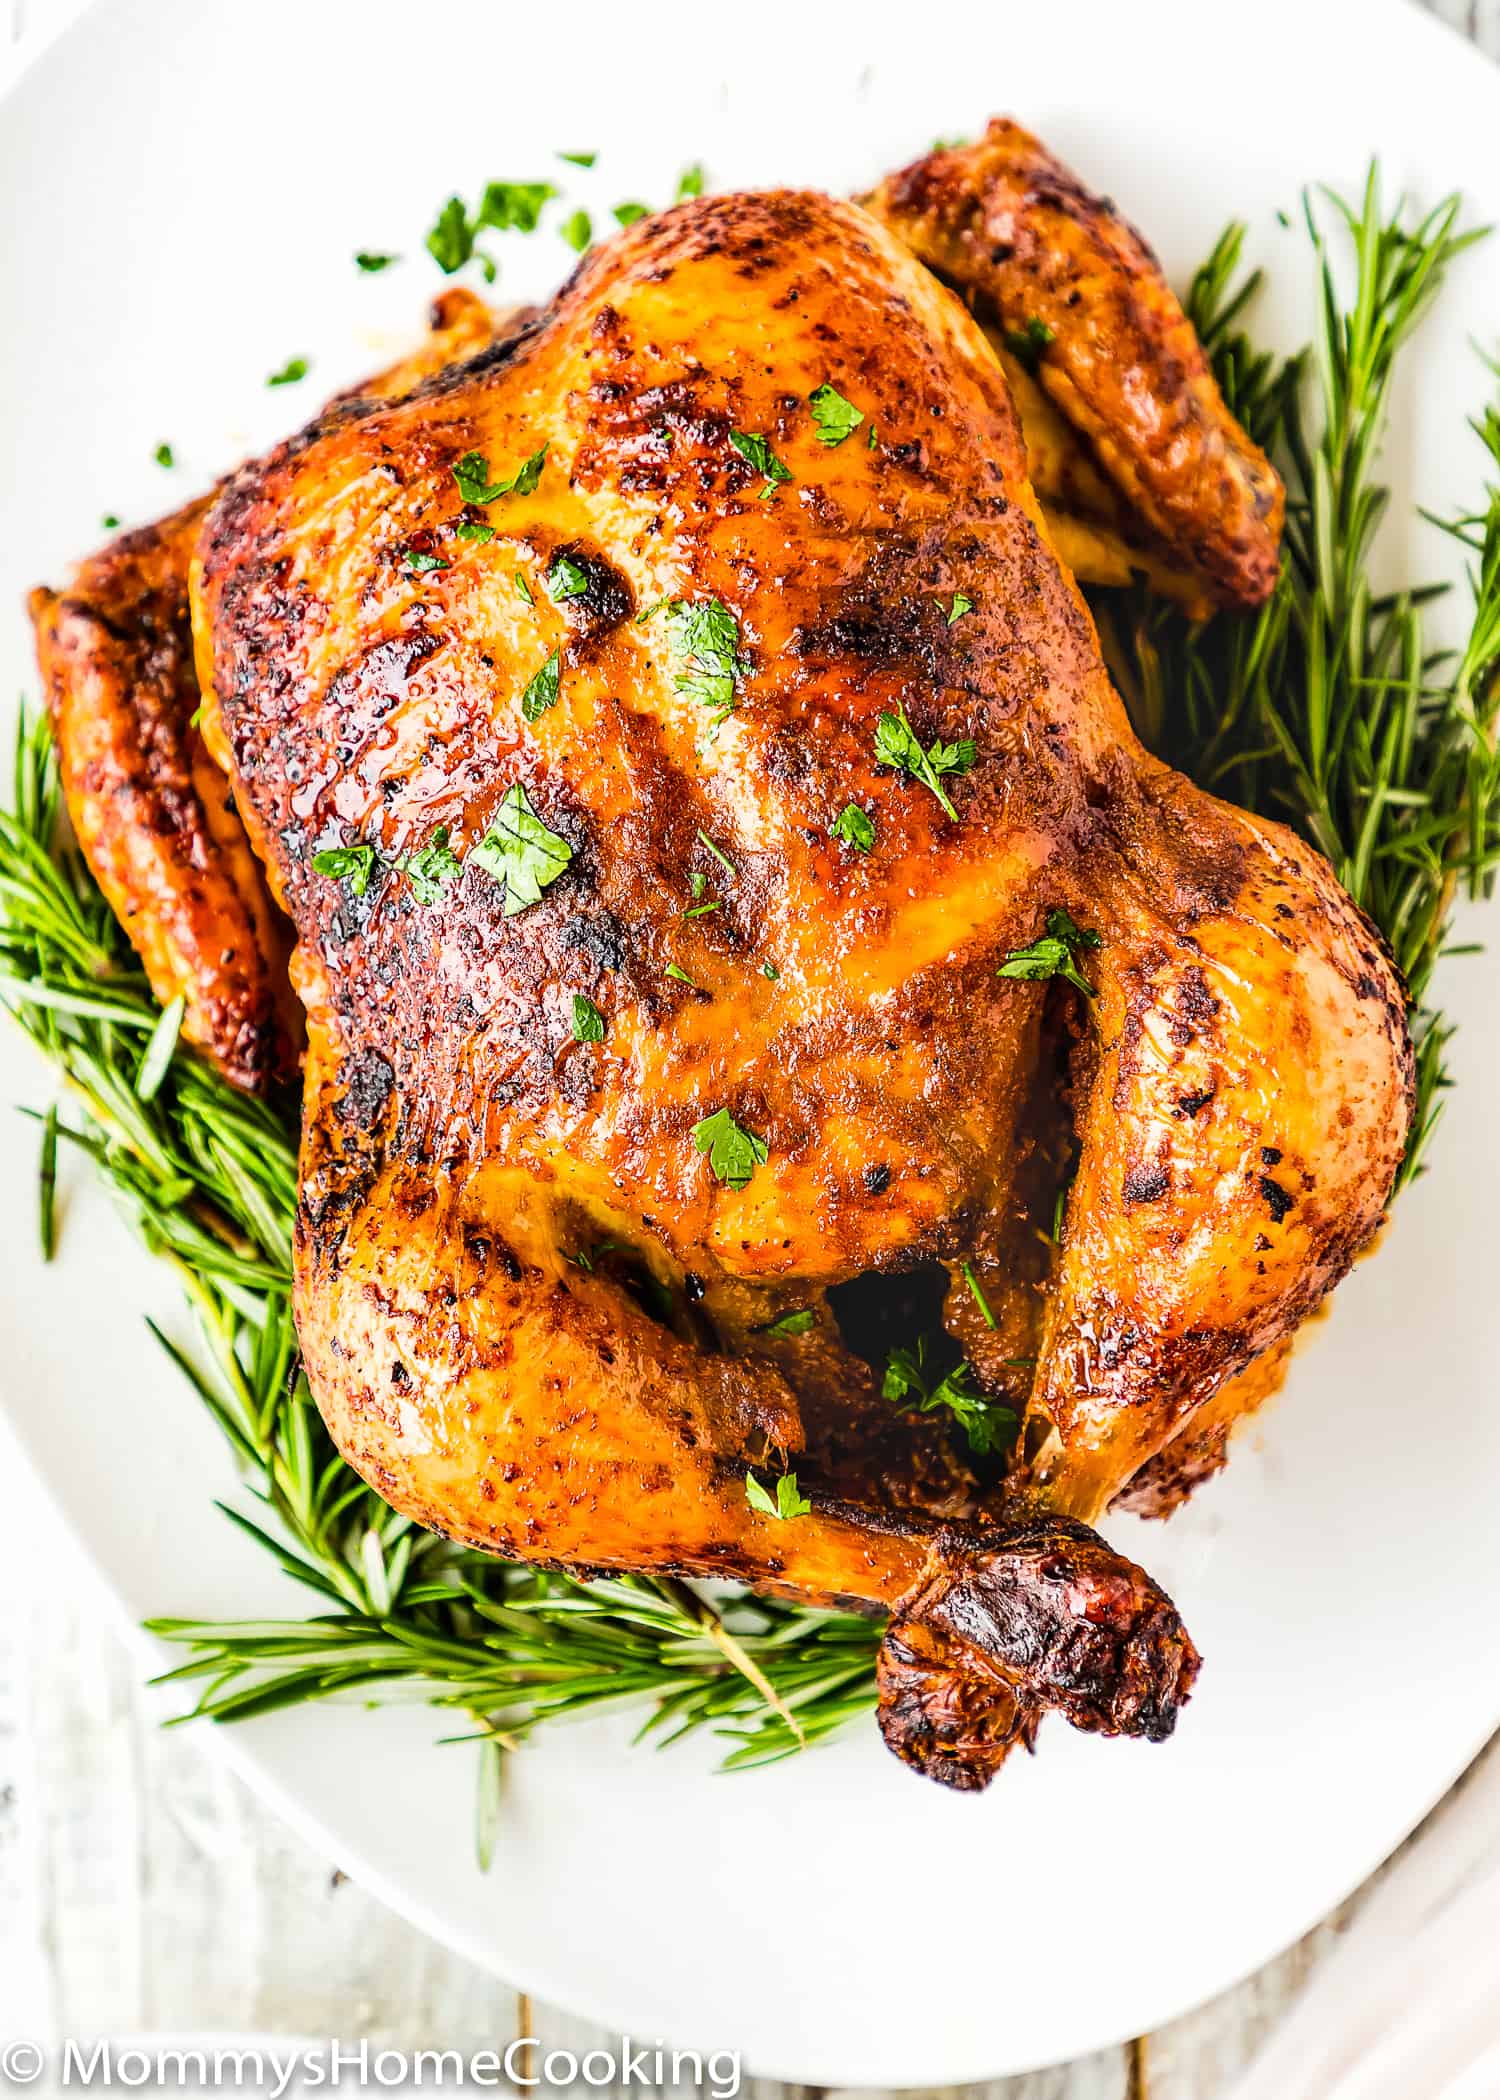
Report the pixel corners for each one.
[31,128,1413,1788]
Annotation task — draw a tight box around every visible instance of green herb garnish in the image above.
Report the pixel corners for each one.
[471,783,573,914]
[946,592,974,624]
[477,181,557,233]
[452,444,548,506]
[997,908,1101,997]
[402,827,462,906]
[558,150,596,168]
[571,993,607,1042]
[613,201,648,227]
[560,209,593,254]
[873,704,975,819]
[729,430,791,498]
[660,598,747,724]
[355,250,399,273]
[153,443,174,468]
[403,549,449,575]
[831,803,875,853]
[745,1470,812,1522]
[691,1106,768,1190]
[310,843,378,896]
[267,357,309,387]
[455,521,495,544]
[519,650,562,723]
[547,552,589,601]
[1002,317,1056,372]
[676,163,705,200]
[514,570,534,604]
[883,1340,1017,1456]
[763,1308,815,1338]
[960,1260,998,1330]
[808,383,865,448]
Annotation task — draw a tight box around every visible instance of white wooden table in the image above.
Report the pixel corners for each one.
[1,4,1496,2095]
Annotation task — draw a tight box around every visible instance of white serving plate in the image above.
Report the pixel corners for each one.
[1,0,1497,2081]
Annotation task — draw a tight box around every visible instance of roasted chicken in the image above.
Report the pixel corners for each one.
[32,139,1413,1789]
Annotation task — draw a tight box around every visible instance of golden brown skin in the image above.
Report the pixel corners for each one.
[865,119,1285,611]
[189,189,1412,1787]
[29,499,299,1092]
[27,290,507,1095]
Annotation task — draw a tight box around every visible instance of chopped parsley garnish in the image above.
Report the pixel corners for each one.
[960,1260,998,1330]
[946,592,974,624]
[873,704,976,819]
[514,570,534,604]
[560,209,593,253]
[831,803,875,853]
[658,597,747,724]
[355,250,399,273]
[613,201,649,226]
[676,163,705,200]
[101,513,120,529]
[153,443,174,468]
[571,993,607,1042]
[729,430,791,498]
[762,962,780,981]
[402,826,462,905]
[882,1341,1017,1456]
[745,1469,812,1522]
[664,962,700,990]
[808,383,865,447]
[311,843,378,896]
[997,907,1102,997]
[547,552,589,602]
[763,1308,815,1338]
[267,356,309,387]
[683,900,720,919]
[691,1106,768,1190]
[520,650,562,723]
[426,195,492,278]
[477,181,557,233]
[696,829,736,877]
[403,548,449,574]
[455,521,495,544]
[558,150,596,168]
[452,444,548,506]
[688,870,708,899]
[1003,317,1056,372]
[471,783,573,914]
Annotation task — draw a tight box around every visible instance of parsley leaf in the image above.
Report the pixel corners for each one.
[676,163,705,200]
[745,1469,812,1521]
[514,570,534,604]
[873,704,976,819]
[558,150,596,168]
[1003,317,1056,373]
[355,250,399,273]
[476,181,557,234]
[471,784,573,914]
[267,356,309,387]
[763,1308,815,1338]
[882,1340,1018,1456]
[572,993,607,1042]
[729,429,791,498]
[613,201,648,227]
[403,548,449,574]
[691,1106,768,1190]
[452,444,548,506]
[520,650,562,723]
[762,961,780,981]
[560,209,593,254]
[946,591,974,624]
[402,826,462,906]
[101,513,120,530]
[427,195,482,274]
[311,843,378,897]
[547,552,589,602]
[997,908,1102,997]
[153,443,174,468]
[659,597,747,724]
[455,521,495,544]
[664,962,701,990]
[808,383,865,447]
[831,803,875,853]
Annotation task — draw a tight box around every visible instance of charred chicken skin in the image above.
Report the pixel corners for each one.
[149,185,1412,1789]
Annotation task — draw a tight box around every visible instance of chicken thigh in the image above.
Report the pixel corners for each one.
[180,189,1410,1787]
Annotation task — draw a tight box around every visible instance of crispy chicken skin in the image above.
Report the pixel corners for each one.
[29,499,299,1092]
[866,119,1285,611]
[190,189,1411,1787]
[27,290,507,1094]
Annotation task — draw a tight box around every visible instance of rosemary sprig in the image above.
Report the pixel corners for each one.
[3,166,1498,1857]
